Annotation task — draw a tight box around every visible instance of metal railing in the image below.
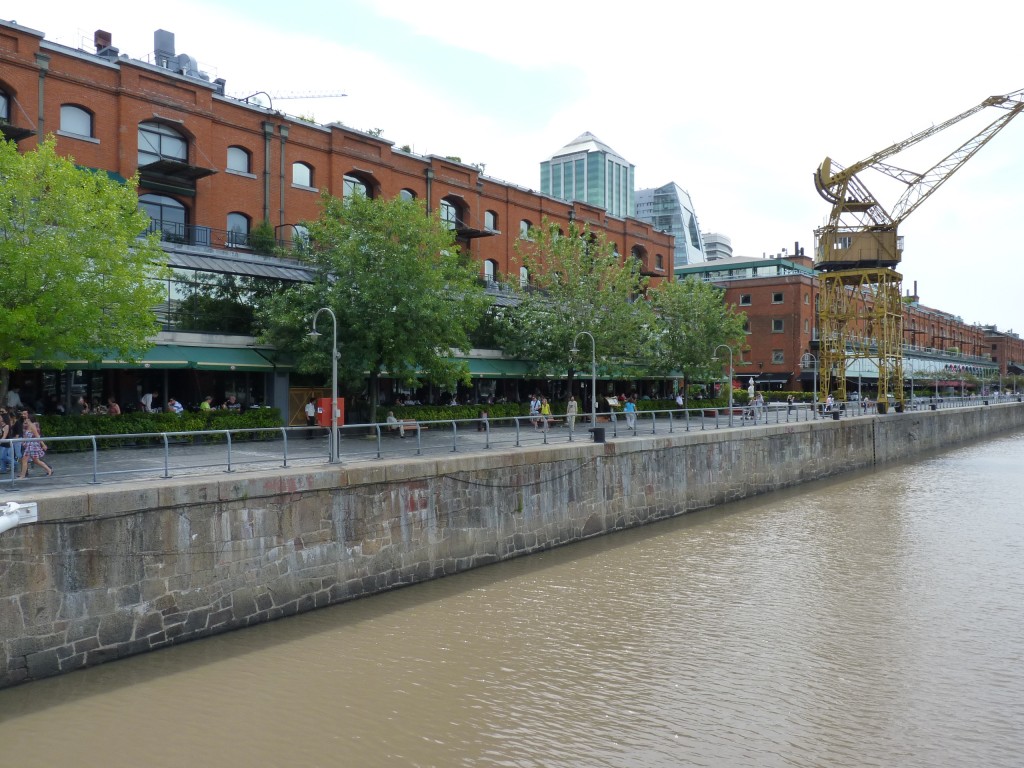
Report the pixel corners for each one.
[146,221,303,254]
[3,396,1018,487]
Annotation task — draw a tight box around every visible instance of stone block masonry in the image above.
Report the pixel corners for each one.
[2,403,1023,687]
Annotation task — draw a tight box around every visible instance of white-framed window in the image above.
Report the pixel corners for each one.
[772,350,785,364]
[400,188,416,201]
[226,146,251,173]
[484,210,498,231]
[138,121,187,166]
[0,90,9,121]
[484,260,497,284]
[519,219,532,239]
[772,292,784,303]
[772,319,785,333]
[60,104,93,137]
[292,161,313,188]
[739,294,752,306]
[519,266,529,287]
[227,212,250,248]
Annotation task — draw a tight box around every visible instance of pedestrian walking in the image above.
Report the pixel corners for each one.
[540,398,552,431]
[18,414,52,478]
[624,396,637,430]
[304,396,317,438]
[754,392,766,422]
[566,396,578,432]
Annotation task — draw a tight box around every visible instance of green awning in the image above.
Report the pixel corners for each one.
[22,345,291,371]
[190,346,291,371]
[77,165,128,184]
[462,358,533,378]
[95,345,291,371]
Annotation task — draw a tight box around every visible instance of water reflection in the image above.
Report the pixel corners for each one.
[2,434,1023,767]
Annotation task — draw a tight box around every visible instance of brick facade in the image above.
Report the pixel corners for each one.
[0,20,673,287]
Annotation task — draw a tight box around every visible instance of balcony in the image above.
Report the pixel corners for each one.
[146,222,305,256]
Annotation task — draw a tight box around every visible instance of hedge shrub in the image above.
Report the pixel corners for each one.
[37,408,282,453]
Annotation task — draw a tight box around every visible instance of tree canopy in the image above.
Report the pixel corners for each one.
[258,192,491,423]
[497,219,655,387]
[0,138,166,397]
[645,276,747,403]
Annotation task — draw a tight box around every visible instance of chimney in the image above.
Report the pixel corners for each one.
[94,29,119,60]
[154,29,175,69]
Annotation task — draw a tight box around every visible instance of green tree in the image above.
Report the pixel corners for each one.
[174,273,286,335]
[0,138,166,399]
[258,193,491,424]
[498,219,655,398]
[646,276,747,406]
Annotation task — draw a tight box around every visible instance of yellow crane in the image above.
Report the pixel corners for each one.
[813,88,1024,410]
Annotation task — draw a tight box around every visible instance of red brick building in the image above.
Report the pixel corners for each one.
[0,21,671,283]
[0,20,673,413]
[680,254,1024,394]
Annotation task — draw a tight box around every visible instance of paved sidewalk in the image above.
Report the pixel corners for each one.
[1,409,818,493]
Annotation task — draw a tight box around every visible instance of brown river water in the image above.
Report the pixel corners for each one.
[1,432,1023,767]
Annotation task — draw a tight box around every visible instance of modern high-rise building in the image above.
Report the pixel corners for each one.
[540,132,634,219]
[702,232,733,261]
[634,182,706,267]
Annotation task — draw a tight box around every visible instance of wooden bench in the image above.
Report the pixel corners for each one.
[385,419,425,436]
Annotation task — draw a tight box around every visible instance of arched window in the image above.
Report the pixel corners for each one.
[343,173,373,199]
[227,212,250,248]
[60,105,93,137]
[440,198,462,230]
[519,266,529,287]
[226,146,251,173]
[292,162,313,188]
[139,193,187,240]
[631,245,647,269]
[400,188,416,201]
[291,224,310,253]
[484,260,497,284]
[138,121,186,166]
[484,210,498,231]
[519,219,532,239]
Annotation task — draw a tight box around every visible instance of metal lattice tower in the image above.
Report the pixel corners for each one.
[816,267,903,404]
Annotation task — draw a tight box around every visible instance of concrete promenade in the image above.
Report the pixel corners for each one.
[2,407,814,493]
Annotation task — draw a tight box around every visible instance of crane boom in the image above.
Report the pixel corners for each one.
[815,89,1024,227]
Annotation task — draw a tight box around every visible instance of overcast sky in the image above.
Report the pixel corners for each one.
[14,0,1024,333]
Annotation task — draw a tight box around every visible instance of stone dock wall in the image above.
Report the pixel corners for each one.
[2,403,1023,687]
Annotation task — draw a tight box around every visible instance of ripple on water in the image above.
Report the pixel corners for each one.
[1,433,1024,767]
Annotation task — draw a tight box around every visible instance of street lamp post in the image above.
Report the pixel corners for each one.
[310,307,339,464]
[712,344,734,427]
[801,352,819,420]
[571,331,597,435]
